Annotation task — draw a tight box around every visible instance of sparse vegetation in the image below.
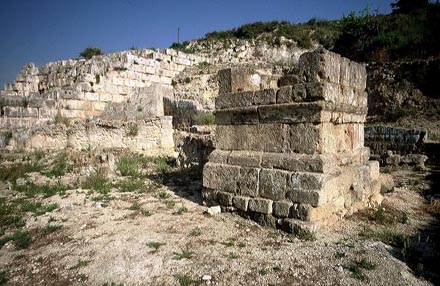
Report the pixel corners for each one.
[227,252,239,259]
[189,226,201,237]
[127,123,139,137]
[117,155,140,177]
[81,168,111,195]
[69,260,90,270]
[343,258,376,281]
[191,112,215,125]
[174,273,198,286]
[146,241,165,250]
[80,47,103,60]
[172,249,194,260]
[42,224,62,235]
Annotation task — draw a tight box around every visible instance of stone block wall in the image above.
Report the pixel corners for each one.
[4,117,174,155]
[203,49,382,234]
[0,49,205,154]
[0,49,205,127]
[365,126,425,156]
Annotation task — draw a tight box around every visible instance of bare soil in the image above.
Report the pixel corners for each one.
[0,151,439,286]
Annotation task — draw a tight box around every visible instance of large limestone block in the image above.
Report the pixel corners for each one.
[258,103,324,124]
[261,152,334,173]
[259,169,289,200]
[203,162,240,193]
[215,91,254,110]
[299,48,366,90]
[215,106,259,125]
[218,67,261,95]
[228,150,262,167]
[299,49,341,85]
[289,172,326,190]
[216,124,287,153]
[207,149,230,164]
[286,189,321,207]
[285,123,320,154]
[248,198,273,214]
[237,167,260,197]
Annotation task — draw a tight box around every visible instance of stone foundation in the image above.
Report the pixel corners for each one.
[202,48,382,234]
[2,116,173,155]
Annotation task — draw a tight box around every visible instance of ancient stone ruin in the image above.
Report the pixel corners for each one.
[203,49,382,233]
[0,49,206,154]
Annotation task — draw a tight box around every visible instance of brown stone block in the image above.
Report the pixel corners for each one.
[238,167,260,197]
[248,198,273,214]
[218,67,261,95]
[216,124,287,153]
[258,103,323,124]
[207,149,230,164]
[273,201,293,218]
[215,106,259,125]
[286,189,321,207]
[259,169,289,201]
[261,152,334,173]
[202,162,240,193]
[233,196,250,211]
[276,86,292,103]
[278,74,301,87]
[253,89,276,105]
[289,172,325,190]
[215,91,254,110]
[228,150,262,168]
[285,123,320,154]
[217,191,234,206]
[299,49,341,85]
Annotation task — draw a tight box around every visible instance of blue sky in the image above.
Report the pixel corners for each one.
[0,0,394,87]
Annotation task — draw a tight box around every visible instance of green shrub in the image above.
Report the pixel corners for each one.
[81,168,111,194]
[12,230,31,249]
[80,47,103,60]
[127,123,139,137]
[45,152,69,178]
[117,155,140,177]
[191,112,215,125]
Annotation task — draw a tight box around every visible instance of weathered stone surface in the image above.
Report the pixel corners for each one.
[278,75,301,87]
[233,196,250,211]
[289,172,325,190]
[259,169,289,201]
[217,191,234,206]
[258,103,323,124]
[273,201,293,218]
[215,106,259,125]
[215,91,254,110]
[203,163,239,193]
[281,219,318,236]
[253,89,276,105]
[238,167,260,197]
[218,67,260,95]
[248,198,273,214]
[216,124,286,152]
[228,150,262,167]
[299,48,341,85]
[286,190,321,207]
[202,48,380,232]
[276,86,292,103]
[207,149,230,164]
[367,160,380,180]
[286,123,320,154]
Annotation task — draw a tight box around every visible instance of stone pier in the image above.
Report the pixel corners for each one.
[202,49,382,234]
